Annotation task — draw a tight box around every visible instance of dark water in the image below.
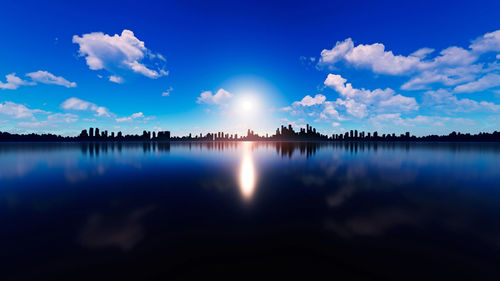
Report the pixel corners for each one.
[1,142,500,280]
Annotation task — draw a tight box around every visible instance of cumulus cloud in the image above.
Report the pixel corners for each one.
[401,64,482,90]
[410,48,435,59]
[115,112,147,122]
[320,101,342,120]
[109,75,124,84]
[319,30,500,92]
[453,73,500,93]
[17,113,78,128]
[369,113,477,131]
[319,39,477,76]
[470,30,500,53]
[324,74,418,116]
[0,101,47,119]
[424,89,500,112]
[378,94,420,112]
[319,38,354,65]
[334,98,368,118]
[196,88,233,105]
[61,97,110,117]
[286,94,342,121]
[73,29,167,82]
[319,38,422,75]
[26,71,77,88]
[0,74,32,90]
[1,71,76,90]
[292,94,326,106]
[283,74,417,122]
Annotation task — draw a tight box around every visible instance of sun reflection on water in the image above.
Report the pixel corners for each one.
[239,142,256,200]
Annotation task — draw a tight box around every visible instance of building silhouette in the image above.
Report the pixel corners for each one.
[1,125,500,143]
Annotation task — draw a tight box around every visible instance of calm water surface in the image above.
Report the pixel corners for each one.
[1,142,500,280]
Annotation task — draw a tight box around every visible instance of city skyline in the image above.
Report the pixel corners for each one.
[1,0,500,137]
[2,123,499,142]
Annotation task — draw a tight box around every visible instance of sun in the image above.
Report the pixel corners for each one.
[237,95,257,117]
[241,98,253,112]
[228,91,270,135]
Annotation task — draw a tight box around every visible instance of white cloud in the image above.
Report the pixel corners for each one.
[162,86,173,96]
[73,29,167,81]
[109,75,124,84]
[1,71,76,90]
[17,113,78,128]
[378,94,419,112]
[319,39,479,76]
[369,113,478,134]
[319,30,500,90]
[410,48,434,59]
[319,38,422,75]
[286,95,342,121]
[26,71,76,88]
[196,88,233,105]
[320,101,342,120]
[292,94,326,106]
[115,112,150,123]
[401,64,482,90]
[425,89,500,112]
[345,42,422,75]
[324,74,418,116]
[284,74,417,121]
[279,106,293,112]
[0,73,32,90]
[61,97,110,117]
[319,38,354,65]
[470,30,500,53]
[115,112,144,122]
[453,73,500,93]
[131,112,144,118]
[0,101,47,119]
[334,98,368,119]
[433,46,477,66]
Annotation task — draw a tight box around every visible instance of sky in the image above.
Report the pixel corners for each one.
[1,0,500,137]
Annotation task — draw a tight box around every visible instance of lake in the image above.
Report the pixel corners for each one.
[1,142,500,280]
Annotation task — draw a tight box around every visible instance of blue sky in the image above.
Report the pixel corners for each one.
[1,0,500,136]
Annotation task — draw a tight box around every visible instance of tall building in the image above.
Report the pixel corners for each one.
[89,127,94,138]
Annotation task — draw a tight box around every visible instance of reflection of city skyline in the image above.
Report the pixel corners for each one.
[27,141,500,159]
[2,142,500,161]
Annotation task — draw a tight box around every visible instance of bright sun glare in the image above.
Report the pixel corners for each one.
[242,98,253,112]
[237,95,257,117]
